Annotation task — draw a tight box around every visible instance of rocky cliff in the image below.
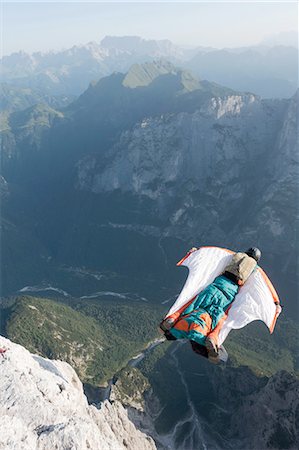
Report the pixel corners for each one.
[0,336,156,450]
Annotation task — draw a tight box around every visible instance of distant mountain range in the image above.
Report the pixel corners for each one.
[1,35,298,103]
[187,45,298,99]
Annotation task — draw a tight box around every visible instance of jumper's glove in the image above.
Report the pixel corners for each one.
[160,318,175,332]
[188,247,198,253]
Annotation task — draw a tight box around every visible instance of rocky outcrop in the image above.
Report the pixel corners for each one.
[110,367,150,411]
[0,336,156,450]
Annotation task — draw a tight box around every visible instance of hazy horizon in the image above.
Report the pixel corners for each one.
[2,1,298,56]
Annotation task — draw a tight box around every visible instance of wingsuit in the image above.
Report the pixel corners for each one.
[160,247,266,360]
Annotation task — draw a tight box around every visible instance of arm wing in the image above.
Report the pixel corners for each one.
[164,246,234,319]
[218,267,281,346]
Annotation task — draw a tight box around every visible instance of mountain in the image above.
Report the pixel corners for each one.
[1,60,233,189]
[0,37,186,99]
[1,45,109,96]
[0,83,75,114]
[0,62,233,298]
[100,36,184,60]
[187,45,298,98]
[1,103,64,183]
[0,335,155,450]
[261,31,298,48]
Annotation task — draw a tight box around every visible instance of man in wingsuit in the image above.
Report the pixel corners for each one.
[160,247,281,361]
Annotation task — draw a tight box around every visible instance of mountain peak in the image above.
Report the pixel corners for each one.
[122,60,177,88]
[122,60,201,92]
[100,35,178,55]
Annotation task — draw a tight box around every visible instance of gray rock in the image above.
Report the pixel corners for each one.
[0,336,156,450]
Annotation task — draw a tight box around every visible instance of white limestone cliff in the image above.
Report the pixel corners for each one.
[0,336,156,450]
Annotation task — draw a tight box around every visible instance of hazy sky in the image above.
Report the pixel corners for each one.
[2,1,298,56]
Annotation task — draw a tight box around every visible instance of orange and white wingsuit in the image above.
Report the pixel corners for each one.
[163,246,281,349]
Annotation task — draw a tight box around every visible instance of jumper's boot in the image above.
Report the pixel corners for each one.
[218,345,228,363]
[205,335,218,356]
[205,337,228,364]
[205,336,219,364]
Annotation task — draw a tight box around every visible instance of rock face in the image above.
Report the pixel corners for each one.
[0,336,156,450]
[78,93,274,200]
[75,91,298,305]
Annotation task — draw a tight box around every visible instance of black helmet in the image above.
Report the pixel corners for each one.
[245,247,261,262]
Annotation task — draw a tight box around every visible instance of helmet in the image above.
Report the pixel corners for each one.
[245,247,261,262]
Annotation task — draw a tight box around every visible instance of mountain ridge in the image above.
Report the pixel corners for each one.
[2,36,297,99]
